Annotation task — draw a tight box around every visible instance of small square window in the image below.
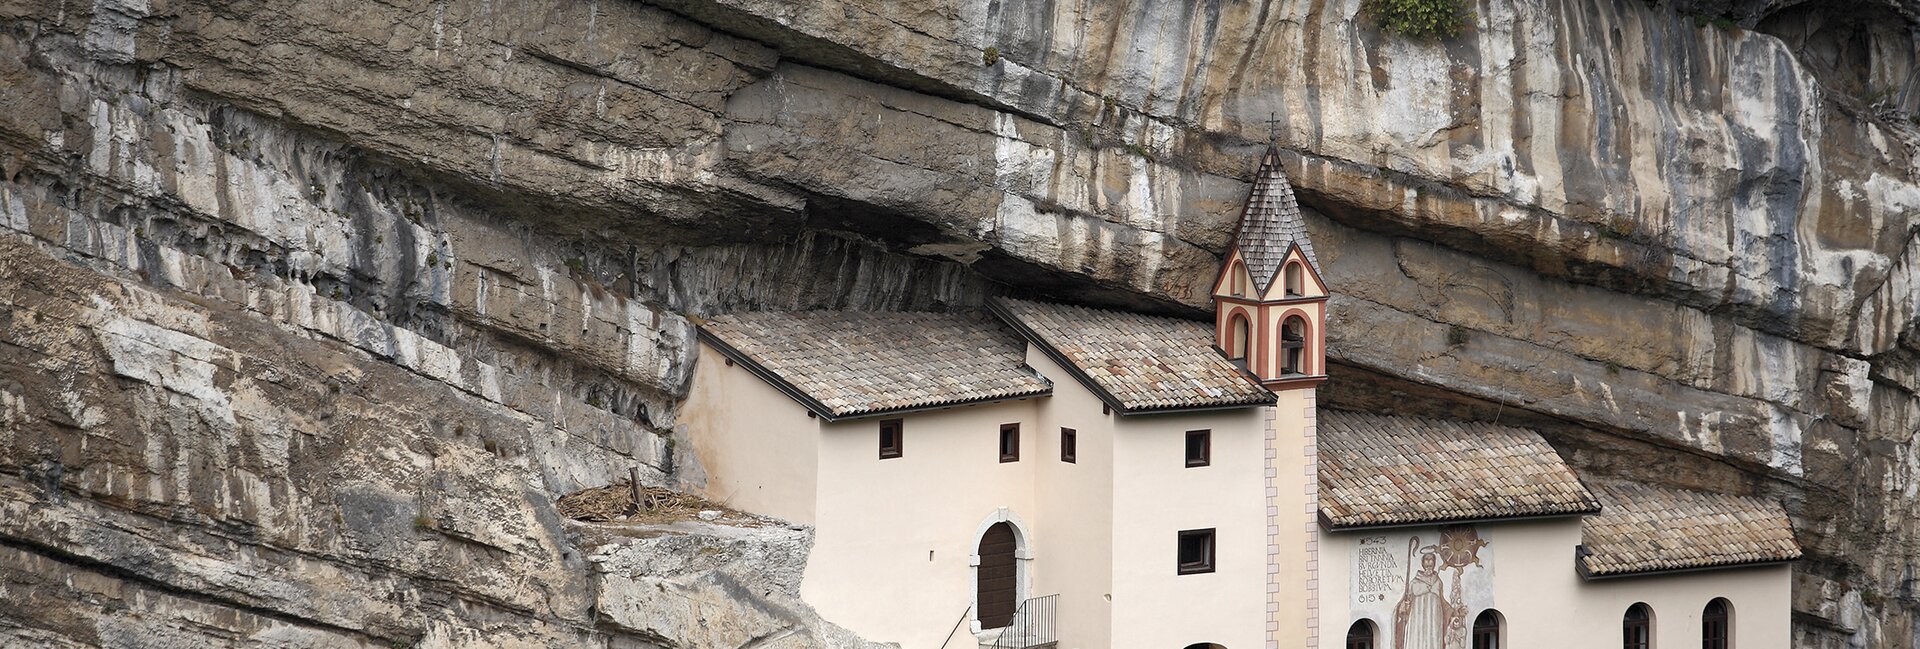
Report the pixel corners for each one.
[999,423,1020,463]
[1177,528,1216,574]
[1060,428,1077,463]
[1185,429,1211,467]
[878,419,903,459]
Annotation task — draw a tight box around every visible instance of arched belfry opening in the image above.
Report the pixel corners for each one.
[1284,262,1304,296]
[1228,313,1250,361]
[1281,315,1308,375]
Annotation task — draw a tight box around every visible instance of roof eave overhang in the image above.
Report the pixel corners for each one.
[698,328,841,420]
[820,388,1055,423]
[1263,374,1329,390]
[1116,398,1277,417]
[1319,507,1602,533]
[988,298,1135,416]
[1574,545,1802,581]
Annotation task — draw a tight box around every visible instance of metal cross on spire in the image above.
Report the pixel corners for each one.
[1264,112,1284,142]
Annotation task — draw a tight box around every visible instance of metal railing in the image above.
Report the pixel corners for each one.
[984,594,1057,648]
[937,604,973,649]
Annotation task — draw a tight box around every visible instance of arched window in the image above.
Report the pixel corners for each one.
[1228,314,1250,361]
[1281,316,1307,375]
[1346,619,1376,649]
[1284,262,1304,296]
[1473,609,1503,649]
[1623,603,1653,649]
[1703,598,1732,649]
[1230,262,1247,297]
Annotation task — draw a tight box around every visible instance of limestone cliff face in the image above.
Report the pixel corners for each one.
[0,0,1916,646]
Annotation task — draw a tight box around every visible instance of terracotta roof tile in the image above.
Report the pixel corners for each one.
[699,311,1051,419]
[1579,481,1801,577]
[993,299,1274,412]
[1234,144,1316,293]
[1318,411,1601,528]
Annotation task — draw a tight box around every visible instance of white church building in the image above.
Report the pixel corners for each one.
[676,145,1802,649]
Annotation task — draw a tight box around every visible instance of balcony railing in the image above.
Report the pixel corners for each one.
[984,594,1057,648]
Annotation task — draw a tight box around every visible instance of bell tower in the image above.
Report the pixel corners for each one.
[1211,143,1329,390]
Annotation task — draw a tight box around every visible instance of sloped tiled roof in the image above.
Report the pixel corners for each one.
[1233,144,1316,293]
[1579,481,1801,578]
[991,299,1273,413]
[699,311,1051,420]
[1317,411,1601,529]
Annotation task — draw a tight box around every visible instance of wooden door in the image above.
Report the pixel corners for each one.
[976,522,1017,628]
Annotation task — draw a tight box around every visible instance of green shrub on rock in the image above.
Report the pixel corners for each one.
[1367,0,1470,39]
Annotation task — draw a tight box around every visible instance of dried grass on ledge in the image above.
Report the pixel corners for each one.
[556,481,728,525]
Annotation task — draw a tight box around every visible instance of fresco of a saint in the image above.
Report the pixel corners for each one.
[1392,527,1488,649]
[1393,550,1456,649]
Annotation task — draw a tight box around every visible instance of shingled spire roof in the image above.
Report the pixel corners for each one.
[1232,144,1316,293]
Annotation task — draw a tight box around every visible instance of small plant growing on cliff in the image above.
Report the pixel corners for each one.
[1862,85,1900,110]
[1446,324,1471,348]
[1602,215,1639,239]
[982,46,1000,66]
[1367,0,1470,39]
[1690,13,1736,31]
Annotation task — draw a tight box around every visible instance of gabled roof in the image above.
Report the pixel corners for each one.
[1317,411,1601,529]
[1231,144,1317,294]
[698,311,1052,421]
[1578,481,1801,579]
[990,298,1274,414]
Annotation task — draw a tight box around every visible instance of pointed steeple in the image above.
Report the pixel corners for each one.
[1231,144,1316,294]
[1212,142,1329,387]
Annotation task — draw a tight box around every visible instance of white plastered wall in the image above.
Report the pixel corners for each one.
[1110,404,1269,649]
[1026,348,1118,649]
[807,397,1045,649]
[1317,517,1792,649]
[678,342,821,523]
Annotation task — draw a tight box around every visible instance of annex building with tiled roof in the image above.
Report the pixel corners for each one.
[1314,410,1799,649]
[674,143,1801,649]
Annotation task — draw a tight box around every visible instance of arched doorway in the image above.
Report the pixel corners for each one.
[1183,644,1228,649]
[977,522,1017,628]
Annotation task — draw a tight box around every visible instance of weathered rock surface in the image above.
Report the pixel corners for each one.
[1,0,1919,646]
[575,521,885,649]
